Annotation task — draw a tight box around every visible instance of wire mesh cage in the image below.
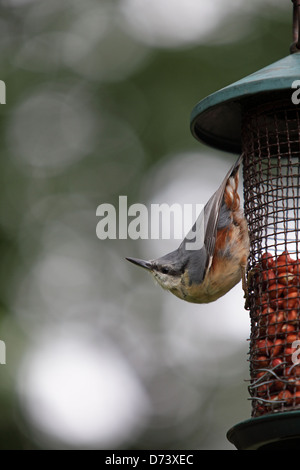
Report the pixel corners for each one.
[190,1,300,448]
[242,95,300,418]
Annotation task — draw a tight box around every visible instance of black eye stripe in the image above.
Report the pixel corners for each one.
[153,264,180,277]
[159,267,180,276]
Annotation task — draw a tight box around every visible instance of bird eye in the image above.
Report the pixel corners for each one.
[161,267,169,274]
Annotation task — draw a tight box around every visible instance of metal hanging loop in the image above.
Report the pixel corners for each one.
[290,0,300,53]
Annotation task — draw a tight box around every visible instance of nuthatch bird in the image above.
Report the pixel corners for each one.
[126,154,249,303]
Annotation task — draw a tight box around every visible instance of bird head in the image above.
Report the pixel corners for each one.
[126,252,185,294]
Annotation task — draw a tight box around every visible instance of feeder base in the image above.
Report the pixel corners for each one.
[227,411,300,450]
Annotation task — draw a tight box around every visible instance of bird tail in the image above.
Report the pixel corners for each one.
[223,153,244,211]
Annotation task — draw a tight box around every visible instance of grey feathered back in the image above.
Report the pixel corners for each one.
[177,154,243,284]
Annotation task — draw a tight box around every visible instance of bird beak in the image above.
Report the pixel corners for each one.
[126,257,152,270]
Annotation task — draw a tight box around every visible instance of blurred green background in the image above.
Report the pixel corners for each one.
[0,0,292,450]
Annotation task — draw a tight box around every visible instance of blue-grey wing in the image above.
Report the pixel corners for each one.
[203,154,242,257]
[179,154,242,283]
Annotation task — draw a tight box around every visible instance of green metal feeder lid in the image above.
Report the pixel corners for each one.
[227,410,300,450]
[190,53,300,154]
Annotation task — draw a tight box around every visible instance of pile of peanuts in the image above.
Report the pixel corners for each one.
[251,250,300,416]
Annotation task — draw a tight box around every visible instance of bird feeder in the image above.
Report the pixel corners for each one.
[190,1,300,450]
